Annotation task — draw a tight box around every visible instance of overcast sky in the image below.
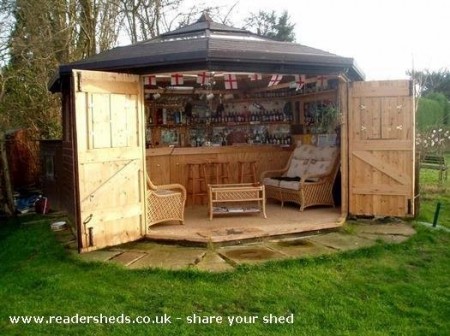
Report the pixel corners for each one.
[207,0,450,80]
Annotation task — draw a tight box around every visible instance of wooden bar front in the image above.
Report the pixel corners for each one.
[146,145,292,205]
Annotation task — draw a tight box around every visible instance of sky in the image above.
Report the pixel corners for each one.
[204,0,450,80]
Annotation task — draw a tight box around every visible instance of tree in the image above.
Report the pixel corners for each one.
[408,68,450,99]
[417,94,447,130]
[243,10,296,42]
[0,0,125,138]
[0,0,237,139]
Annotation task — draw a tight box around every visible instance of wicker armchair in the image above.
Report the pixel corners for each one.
[261,144,340,211]
[147,176,186,227]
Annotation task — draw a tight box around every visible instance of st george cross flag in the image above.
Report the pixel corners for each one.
[171,73,184,85]
[197,72,211,85]
[317,75,327,89]
[268,74,283,87]
[145,75,156,86]
[248,73,262,81]
[224,73,238,90]
[294,75,306,90]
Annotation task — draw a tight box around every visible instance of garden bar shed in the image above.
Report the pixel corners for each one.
[48,14,416,252]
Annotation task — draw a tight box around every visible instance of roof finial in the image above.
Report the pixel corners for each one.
[197,11,213,23]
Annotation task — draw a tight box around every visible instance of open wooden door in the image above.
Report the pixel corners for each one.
[72,70,146,252]
[348,80,415,217]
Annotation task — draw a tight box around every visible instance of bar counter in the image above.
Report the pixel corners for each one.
[146,144,293,189]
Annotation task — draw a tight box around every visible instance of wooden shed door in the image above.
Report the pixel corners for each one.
[73,70,146,251]
[348,80,415,217]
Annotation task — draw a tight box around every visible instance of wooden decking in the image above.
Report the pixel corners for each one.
[146,201,343,245]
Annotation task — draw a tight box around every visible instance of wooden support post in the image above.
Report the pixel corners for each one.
[0,132,15,216]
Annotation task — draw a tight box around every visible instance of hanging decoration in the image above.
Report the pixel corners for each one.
[294,75,306,91]
[224,73,238,90]
[268,74,283,87]
[171,73,184,85]
[317,75,327,89]
[248,73,262,81]
[145,75,156,86]
[197,72,211,85]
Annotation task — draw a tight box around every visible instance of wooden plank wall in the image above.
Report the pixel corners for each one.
[146,146,292,205]
[60,76,78,224]
[40,140,64,210]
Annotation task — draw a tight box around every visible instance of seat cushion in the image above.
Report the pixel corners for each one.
[154,189,180,196]
[285,159,309,178]
[292,144,316,160]
[279,180,300,190]
[308,159,333,176]
[263,177,280,187]
[313,146,339,161]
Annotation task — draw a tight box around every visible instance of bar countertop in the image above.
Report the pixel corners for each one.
[146,144,293,156]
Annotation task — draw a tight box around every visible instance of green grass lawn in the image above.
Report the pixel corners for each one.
[416,153,450,228]
[1,157,450,335]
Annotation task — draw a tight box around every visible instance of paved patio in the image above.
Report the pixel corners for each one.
[55,218,416,272]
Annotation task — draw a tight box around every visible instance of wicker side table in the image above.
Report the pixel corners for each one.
[208,183,266,220]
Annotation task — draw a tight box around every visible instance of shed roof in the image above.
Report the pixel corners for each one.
[50,14,364,92]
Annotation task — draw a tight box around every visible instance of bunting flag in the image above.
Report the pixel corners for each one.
[171,73,184,85]
[197,72,211,85]
[317,75,327,89]
[294,74,306,90]
[248,73,262,81]
[145,75,156,86]
[224,73,238,90]
[268,74,283,87]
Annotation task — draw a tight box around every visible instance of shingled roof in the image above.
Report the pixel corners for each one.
[50,13,364,91]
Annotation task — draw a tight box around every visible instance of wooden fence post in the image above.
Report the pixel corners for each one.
[0,132,15,216]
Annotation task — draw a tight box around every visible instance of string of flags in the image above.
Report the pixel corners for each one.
[268,74,283,87]
[171,73,184,86]
[144,73,328,90]
[224,73,238,90]
[196,72,211,85]
[248,73,262,81]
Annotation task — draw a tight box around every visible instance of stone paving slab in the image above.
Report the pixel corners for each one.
[218,245,286,265]
[356,233,410,244]
[265,238,334,258]
[195,251,234,272]
[117,240,170,251]
[109,251,147,266]
[307,232,375,251]
[126,246,205,270]
[353,223,415,236]
[78,250,123,262]
[71,223,416,271]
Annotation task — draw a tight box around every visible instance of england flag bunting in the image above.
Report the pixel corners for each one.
[171,73,184,85]
[145,75,156,86]
[317,75,327,89]
[268,74,283,87]
[197,72,211,85]
[248,73,262,81]
[294,75,306,90]
[224,73,238,90]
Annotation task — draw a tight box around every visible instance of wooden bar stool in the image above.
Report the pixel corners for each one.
[238,160,258,183]
[186,162,208,205]
[207,161,231,184]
